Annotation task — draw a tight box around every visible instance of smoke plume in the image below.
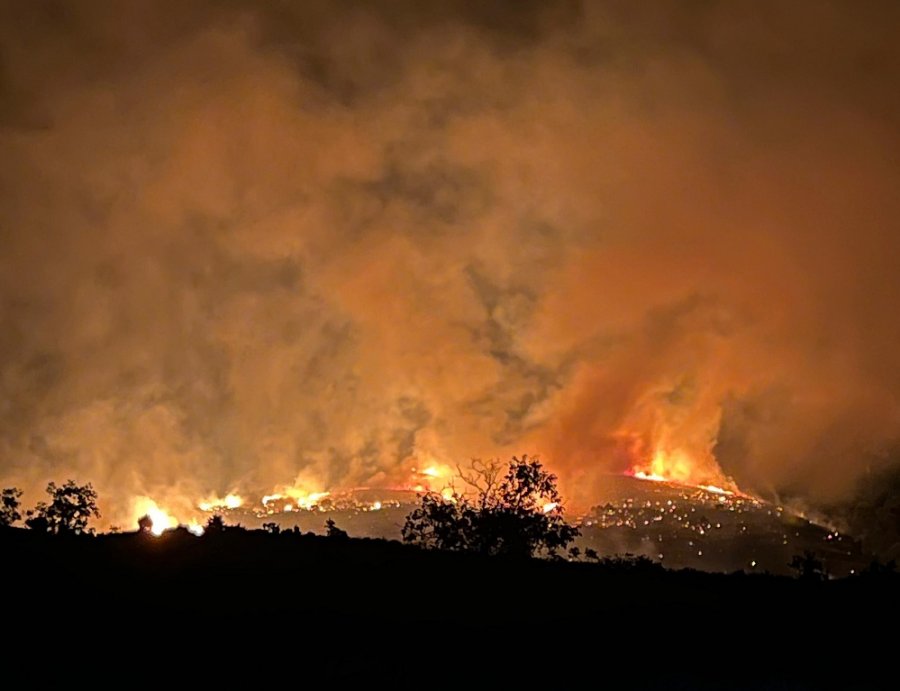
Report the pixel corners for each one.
[2,1,900,528]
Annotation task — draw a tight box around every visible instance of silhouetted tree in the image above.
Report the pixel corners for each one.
[584,548,599,562]
[1,487,23,527]
[137,514,153,534]
[325,518,348,539]
[789,550,828,581]
[262,522,280,535]
[205,514,226,533]
[402,455,580,558]
[25,480,100,535]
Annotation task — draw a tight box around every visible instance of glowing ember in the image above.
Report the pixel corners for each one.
[542,501,559,514]
[371,501,382,511]
[283,504,293,512]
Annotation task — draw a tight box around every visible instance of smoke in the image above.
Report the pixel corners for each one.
[2,1,900,528]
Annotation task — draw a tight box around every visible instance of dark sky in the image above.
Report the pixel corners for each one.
[2,1,900,526]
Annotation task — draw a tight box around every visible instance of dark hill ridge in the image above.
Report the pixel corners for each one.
[1,526,896,687]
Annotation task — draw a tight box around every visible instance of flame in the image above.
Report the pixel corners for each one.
[542,501,559,514]
[408,462,455,494]
[187,522,205,536]
[290,491,330,510]
[633,471,668,483]
[699,484,733,496]
[198,493,243,512]
[131,497,178,537]
[629,447,740,494]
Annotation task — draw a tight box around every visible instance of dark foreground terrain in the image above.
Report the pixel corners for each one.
[3,527,897,689]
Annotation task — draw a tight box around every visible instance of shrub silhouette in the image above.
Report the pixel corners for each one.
[1,487,23,527]
[325,518,348,539]
[25,480,100,535]
[205,514,226,533]
[402,455,579,558]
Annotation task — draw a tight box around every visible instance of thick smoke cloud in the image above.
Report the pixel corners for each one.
[2,1,900,527]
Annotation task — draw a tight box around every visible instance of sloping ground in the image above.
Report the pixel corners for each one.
[209,476,870,576]
[1,527,896,688]
[579,475,869,576]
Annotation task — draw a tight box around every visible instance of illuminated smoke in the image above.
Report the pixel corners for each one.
[1,2,899,529]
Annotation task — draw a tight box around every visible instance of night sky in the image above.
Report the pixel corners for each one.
[2,1,900,531]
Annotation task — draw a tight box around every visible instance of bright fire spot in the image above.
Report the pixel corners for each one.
[131,497,178,537]
[198,493,244,512]
[262,493,283,506]
[187,522,205,536]
[283,504,293,512]
[410,462,455,494]
[630,447,740,494]
[640,449,696,485]
[542,502,559,514]
[293,491,330,510]
[700,484,733,496]
[440,487,456,501]
[371,501,382,511]
[633,471,668,483]
[147,506,177,536]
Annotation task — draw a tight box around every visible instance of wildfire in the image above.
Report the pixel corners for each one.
[629,447,741,495]
[198,493,244,512]
[262,489,330,512]
[408,462,455,495]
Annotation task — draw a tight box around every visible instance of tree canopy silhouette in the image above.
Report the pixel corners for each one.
[1,487,22,527]
[25,480,100,535]
[402,455,579,558]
